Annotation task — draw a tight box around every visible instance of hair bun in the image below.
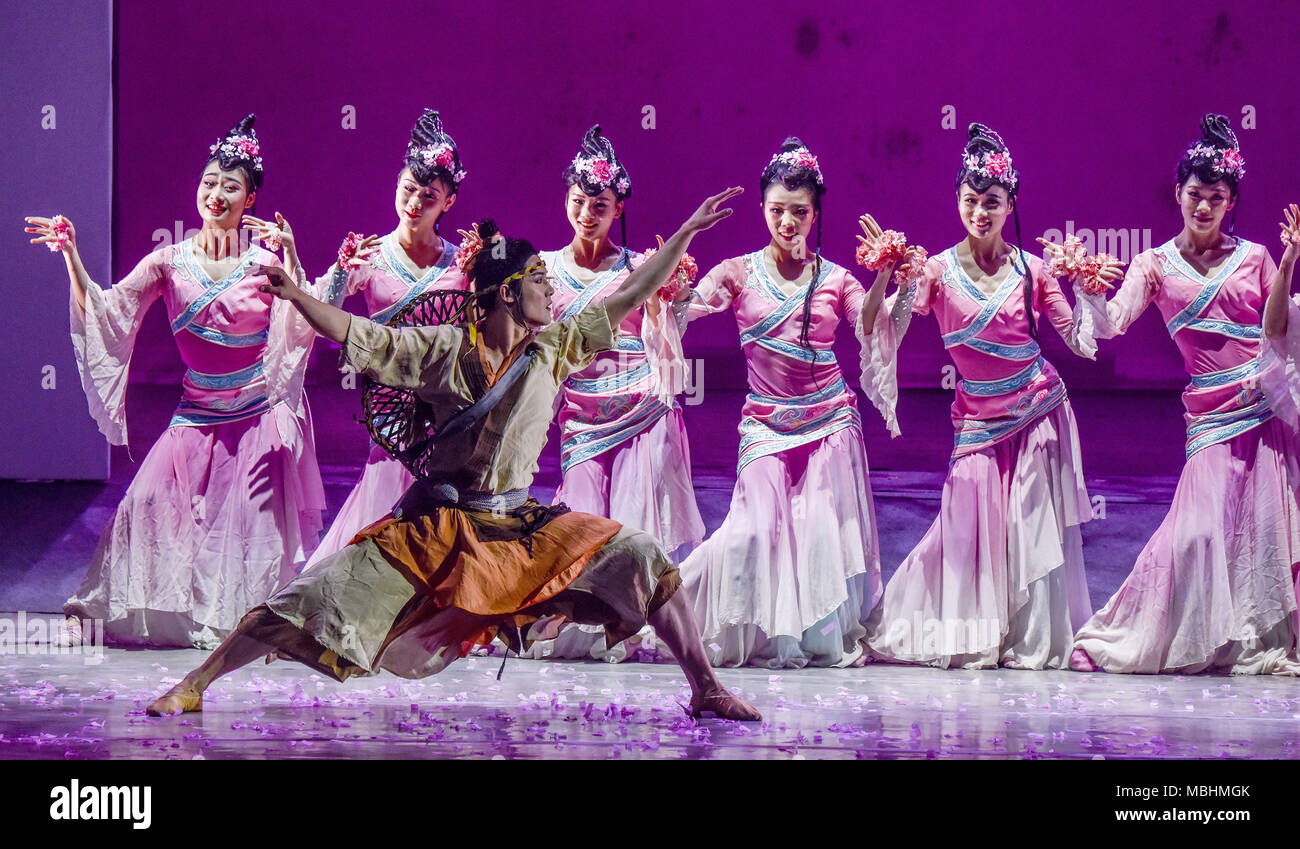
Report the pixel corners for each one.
[780,136,806,153]
[1199,113,1239,150]
[965,123,1007,156]
[411,109,444,147]
[580,124,615,159]
[477,219,500,242]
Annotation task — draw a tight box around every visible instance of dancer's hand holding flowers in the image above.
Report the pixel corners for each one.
[243,212,294,255]
[24,215,76,253]
[1036,235,1123,295]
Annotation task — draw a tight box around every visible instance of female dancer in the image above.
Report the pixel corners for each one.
[678,138,888,669]
[859,124,1113,669]
[523,126,704,662]
[303,109,469,570]
[145,192,760,721]
[24,115,327,648]
[1071,114,1300,674]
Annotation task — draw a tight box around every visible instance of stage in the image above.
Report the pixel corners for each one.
[1,385,1297,761]
[2,646,1298,760]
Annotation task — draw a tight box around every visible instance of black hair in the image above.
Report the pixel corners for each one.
[759,136,826,355]
[464,220,538,319]
[955,123,1036,341]
[1177,113,1242,234]
[1177,113,1241,198]
[402,108,464,193]
[563,124,632,257]
[204,113,263,193]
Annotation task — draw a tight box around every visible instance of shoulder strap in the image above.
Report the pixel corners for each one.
[397,343,539,468]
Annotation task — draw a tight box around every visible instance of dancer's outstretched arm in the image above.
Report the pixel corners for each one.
[603,187,742,327]
[260,264,352,343]
[1264,204,1300,339]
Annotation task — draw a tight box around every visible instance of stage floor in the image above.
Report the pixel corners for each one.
[2,646,1298,760]
[3,384,1297,761]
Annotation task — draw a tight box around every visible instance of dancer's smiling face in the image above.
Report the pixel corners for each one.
[565,185,622,243]
[957,182,1012,241]
[762,184,816,254]
[196,166,255,227]
[395,168,456,232]
[1176,175,1236,238]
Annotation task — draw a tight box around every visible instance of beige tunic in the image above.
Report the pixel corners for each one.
[341,303,615,492]
[251,302,680,680]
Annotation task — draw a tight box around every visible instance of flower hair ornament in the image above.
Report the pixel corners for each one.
[405,109,467,188]
[959,123,1018,192]
[566,125,631,199]
[1185,143,1246,181]
[766,146,824,186]
[208,114,263,181]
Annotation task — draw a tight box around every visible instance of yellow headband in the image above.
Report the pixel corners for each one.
[500,261,546,287]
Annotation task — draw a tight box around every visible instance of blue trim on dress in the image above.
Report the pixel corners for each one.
[548,248,632,321]
[183,323,269,348]
[961,356,1045,396]
[170,239,260,335]
[1189,359,1261,389]
[184,361,265,390]
[953,381,1066,450]
[370,234,458,324]
[559,396,671,471]
[736,406,861,473]
[747,377,848,407]
[566,361,652,394]
[1159,238,1252,336]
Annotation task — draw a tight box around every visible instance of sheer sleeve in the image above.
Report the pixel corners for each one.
[1032,256,1098,360]
[70,249,168,445]
[856,259,935,437]
[1252,246,1300,430]
[1077,250,1162,340]
[263,251,342,421]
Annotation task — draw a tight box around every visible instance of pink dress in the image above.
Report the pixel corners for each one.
[519,247,705,662]
[678,250,883,668]
[1072,239,1300,674]
[861,247,1097,669]
[65,239,327,648]
[303,233,468,570]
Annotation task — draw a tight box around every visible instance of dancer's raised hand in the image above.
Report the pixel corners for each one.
[243,212,294,254]
[348,234,382,266]
[25,215,76,253]
[683,186,743,234]
[1279,204,1300,265]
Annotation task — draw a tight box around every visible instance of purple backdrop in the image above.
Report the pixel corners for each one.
[16,0,1300,478]
[1,0,112,479]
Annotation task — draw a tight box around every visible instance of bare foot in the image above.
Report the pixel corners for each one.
[689,688,762,721]
[146,682,203,716]
[1068,647,1099,673]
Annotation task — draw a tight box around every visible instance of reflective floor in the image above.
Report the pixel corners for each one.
[2,647,1298,760]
